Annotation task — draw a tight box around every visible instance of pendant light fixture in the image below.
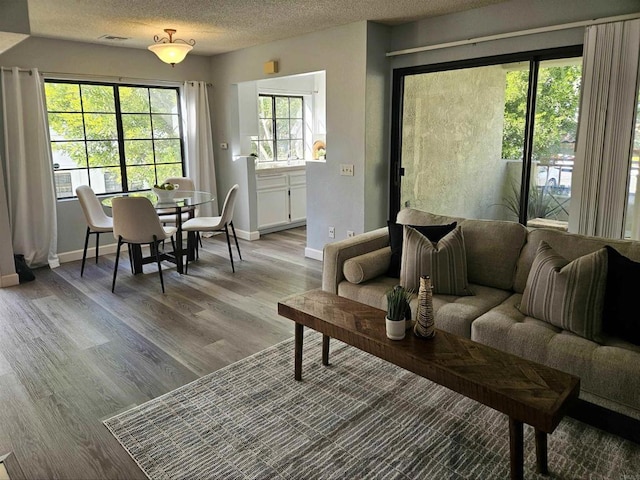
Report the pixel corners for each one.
[148,28,195,66]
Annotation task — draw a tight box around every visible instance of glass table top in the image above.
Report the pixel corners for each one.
[101,190,215,209]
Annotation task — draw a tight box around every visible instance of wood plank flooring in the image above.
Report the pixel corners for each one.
[0,227,321,479]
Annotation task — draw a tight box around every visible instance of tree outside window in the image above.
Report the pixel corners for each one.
[45,81,185,199]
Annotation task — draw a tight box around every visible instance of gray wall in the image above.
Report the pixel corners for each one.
[389,0,640,69]
[0,37,211,256]
[208,21,379,254]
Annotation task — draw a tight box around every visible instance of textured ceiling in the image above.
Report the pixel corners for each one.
[25,0,508,56]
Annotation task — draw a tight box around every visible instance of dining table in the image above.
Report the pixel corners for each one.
[102,190,215,275]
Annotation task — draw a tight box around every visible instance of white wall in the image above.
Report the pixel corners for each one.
[0,36,211,260]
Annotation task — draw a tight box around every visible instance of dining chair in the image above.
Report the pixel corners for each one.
[111,196,177,293]
[76,185,114,276]
[182,184,242,273]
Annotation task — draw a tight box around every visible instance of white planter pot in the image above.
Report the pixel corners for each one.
[386,317,406,340]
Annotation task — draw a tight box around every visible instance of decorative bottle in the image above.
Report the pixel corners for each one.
[414,275,436,338]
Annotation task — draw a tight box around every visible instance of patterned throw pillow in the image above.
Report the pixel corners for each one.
[400,225,472,296]
[519,241,608,341]
[386,221,457,278]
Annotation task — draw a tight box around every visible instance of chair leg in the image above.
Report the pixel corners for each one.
[81,227,90,276]
[112,237,123,293]
[224,224,235,273]
[127,244,134,274]
[230,221,242,260]
[95,232,100,263]
[153,236,165,293]
[185,232,194,274]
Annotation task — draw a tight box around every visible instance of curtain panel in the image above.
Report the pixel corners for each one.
[570,19,640,238]
[1,67,59,268]
[182,81,218,217]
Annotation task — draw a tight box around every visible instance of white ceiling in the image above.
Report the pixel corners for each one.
[24,0,508,56]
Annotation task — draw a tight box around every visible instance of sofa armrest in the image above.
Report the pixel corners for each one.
[322,227,390,294]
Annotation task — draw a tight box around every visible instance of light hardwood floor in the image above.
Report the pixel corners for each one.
[0,227,321,479]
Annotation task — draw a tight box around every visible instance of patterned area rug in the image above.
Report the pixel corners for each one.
[104,332,640,479]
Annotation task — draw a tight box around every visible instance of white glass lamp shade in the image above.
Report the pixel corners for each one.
[148,43,193,65]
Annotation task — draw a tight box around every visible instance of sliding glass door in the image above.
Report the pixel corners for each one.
[390,47,582,228]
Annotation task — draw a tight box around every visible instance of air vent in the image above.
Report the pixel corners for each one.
[99,35,130,41]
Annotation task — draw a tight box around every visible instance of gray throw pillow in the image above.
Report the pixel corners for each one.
[519,241,608,342]
[400,225,472,296]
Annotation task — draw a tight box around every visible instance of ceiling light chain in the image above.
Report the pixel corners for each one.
[148,28,196,66]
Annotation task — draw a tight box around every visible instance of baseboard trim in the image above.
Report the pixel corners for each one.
[235,229,260,241]
[57,244,118,264]
[1,273,20,288]
[305,247,323,261]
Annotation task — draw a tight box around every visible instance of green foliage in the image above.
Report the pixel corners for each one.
[501,180,557,220]
[502,65,581,161]
[45,82,183,194]
[386,285,412,321]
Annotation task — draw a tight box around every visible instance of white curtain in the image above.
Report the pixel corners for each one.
[182,81,218,217]
[1,67,59,268]
[569,19,640,238]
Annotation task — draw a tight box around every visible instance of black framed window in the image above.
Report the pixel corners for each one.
[255,94,304,162]
[44,80,185,199]
[390,46,583,227]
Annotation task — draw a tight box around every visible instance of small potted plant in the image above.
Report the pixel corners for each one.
[385,285,412,340]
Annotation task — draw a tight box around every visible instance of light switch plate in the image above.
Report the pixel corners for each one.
[340,164,354,176]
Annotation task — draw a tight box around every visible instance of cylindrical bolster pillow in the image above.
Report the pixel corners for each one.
[343,247,392,284]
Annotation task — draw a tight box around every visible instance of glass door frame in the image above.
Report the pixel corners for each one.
[389,45,583,223]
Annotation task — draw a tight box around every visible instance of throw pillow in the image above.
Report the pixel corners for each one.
[343,247,392,284]
[387,220,457,278]
[400,225,472,296]
[519,241,608,342]
[602,246,640,345]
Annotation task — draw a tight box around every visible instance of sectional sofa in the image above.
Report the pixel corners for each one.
[322,208,640,421]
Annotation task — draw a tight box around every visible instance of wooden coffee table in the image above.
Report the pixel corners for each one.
[278,290,580,480]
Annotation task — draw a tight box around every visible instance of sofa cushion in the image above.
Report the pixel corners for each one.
[513,228,640,294]
[472,293,640,420]
[386,221,457,278]
[343,247,392,284]
[519,241,607,342]
[603,246,640,345]
[396,209,528,290]
[338,279,510,339]
[400,225,472,296]
[459,219,527,290]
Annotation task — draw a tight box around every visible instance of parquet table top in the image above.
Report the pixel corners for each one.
[278,289,580,434]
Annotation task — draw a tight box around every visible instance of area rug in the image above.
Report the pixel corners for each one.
[104,332,640,479]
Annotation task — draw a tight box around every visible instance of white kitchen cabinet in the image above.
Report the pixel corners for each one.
[256,168,306,231]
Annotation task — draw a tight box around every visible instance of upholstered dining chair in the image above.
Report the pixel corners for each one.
[182,184,242,273]
[76,185,114,276]
[111,196,177,294]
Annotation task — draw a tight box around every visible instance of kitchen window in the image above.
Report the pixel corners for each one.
[254,94,304,162]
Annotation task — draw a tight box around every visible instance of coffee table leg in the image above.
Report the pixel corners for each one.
[509,418,524,480]
[535,429,548,474]
[294,323,303,381]
[322,335,330,366]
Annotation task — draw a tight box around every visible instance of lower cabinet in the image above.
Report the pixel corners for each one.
[257,169,306,231]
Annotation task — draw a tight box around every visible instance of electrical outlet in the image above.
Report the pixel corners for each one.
[220,142,229,150]
[329,226,335,239]
[340,164,354,176]
[347,230,355,237]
